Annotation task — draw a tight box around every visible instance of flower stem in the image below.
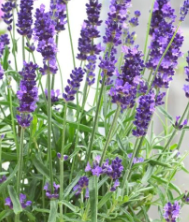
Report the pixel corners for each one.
[157,101,189,160]
[0,138,2,172]
[100,106,121,165]
[9,31,18,72]
[47,71,53,191]
[148,22,181,92]
[59,102,68,219]
[143,0,155,61]
[66,3,76,69]
[16,127,25,193]
[22,36,25,62]
[86,76,106,164]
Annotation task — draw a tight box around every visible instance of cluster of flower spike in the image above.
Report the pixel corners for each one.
[1,0,16,31]
[110,46,145,111]
[163,201,180,222]
[50,0,67,32]
[16,62,38,127]
[77,0,102,85]
[146,0,184,89]
[44,182,60,199]
[17,0,34,38]
[34,4,58,75]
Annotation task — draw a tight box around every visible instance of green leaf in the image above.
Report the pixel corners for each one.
[148,160,171,168]
[89,176,98,222]
[141,165,154,183]
[48,200,58,222]
[59,200,79,212]
[8,185,23,214]
[0,210,12,221]
[0,166,18,192]
[98,192,112,209]
[141,206,150,222]
[2,46,10,70]
[157,107,173,121]
[32,155,50,180]
[25,211,36,222]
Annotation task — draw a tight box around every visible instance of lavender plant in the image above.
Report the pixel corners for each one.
[0,0,189,221]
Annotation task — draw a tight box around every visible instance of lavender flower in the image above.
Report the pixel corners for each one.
[0,34,10,57]
[110,179,120,192]
[45,89,60,103]
[17,62,38,127]
[109,46,145,110]
[17,0,34,38]
[146,0,183,89]
[129,11,141,27]
[1,0,16,31]
[183,191,189,203]
[63,67,85,102]
[102,157,124,180]
[44,182,60,199]
[50,0,67,32]
[183,52,189,98]
[34,4,58,74]
[133,92,155,137]
[163,201,180,222]
[85,155,102,177]
[5,194,32,209]
[155,91,166,106]
[0,64,4,79]
[73,176,89,198]
[174,116,187,130]
[77,0,102,85]
[0,175,6,183]
[180,0,189,21]
[57,153,68,161]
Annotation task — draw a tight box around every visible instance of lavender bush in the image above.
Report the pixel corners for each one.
[0,0,189,221]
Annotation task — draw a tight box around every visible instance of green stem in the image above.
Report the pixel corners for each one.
[148,22,181,92]
[86,76,106,164]
[177,109,189,150]
[9,31,18,72]
[66,3,76,69]
[22,36,25,62]
[0,139,2,172]
[16,127,25,193]
[47,71,53,190]
[157,102,189,160]
[143,0,155,61]
[100,106,121,165]
[59,102,68,219]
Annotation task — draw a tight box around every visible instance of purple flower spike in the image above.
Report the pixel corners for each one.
[57,152,61,159]
[163,201,180,222]
[0,65,4,80]
[34,4,58,74]
[85,156,103,177]
[183,52,189,98]
[1,1,16,31]
[0,175,7,183]
[16,114,33,128]
[133,92,155,137]
[44,182,60,199]
[17,0,34,38]
[73,176,89,197]
[128,153,144,164]
[180,0,189,21]
[109,46,145,110]
[5,194,32,209]
[0,34,10,58]
[146,0,183,89]
[63,67,85,102]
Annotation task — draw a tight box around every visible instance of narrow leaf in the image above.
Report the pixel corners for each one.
[89,176,98,222]
[59,200,79,212]
[8,185,22,214]
[98,192,112,209]
[32,155,50,180]
[48,200,57,222]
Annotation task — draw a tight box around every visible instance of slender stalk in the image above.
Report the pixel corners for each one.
[86,76,106,164]
[6,78,19,154]
[66,3,76,69]
[9,31,18,72]
[177,110,189,150]
[59,102,68,219]
[143,0,155,61]
[47,71,53,190]
[100,106,121,165]
[15,127,25,222]
[157,102,189,160]
[0,138,2,172]
[22,36,25,62]
[148,22,181,92]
